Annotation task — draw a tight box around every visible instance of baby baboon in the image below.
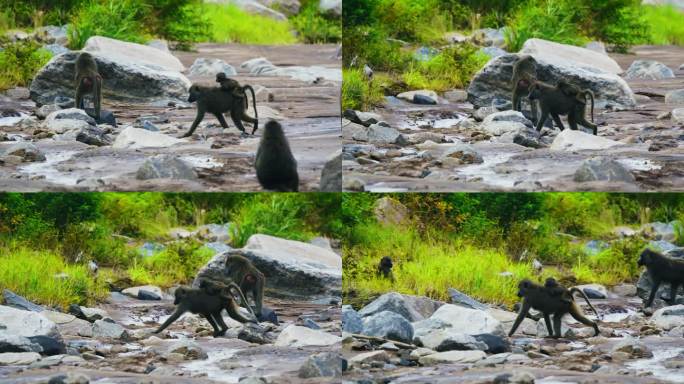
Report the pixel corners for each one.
[377,256,394,280]
[183,84,258,138]
[154,286,253,337]
[509,279,600,338]
[215,72,259,134]
[511,55,539,122]
[74,52,102,120]
[224,254,266,318]
[198,277,257,319]
[637,248,684,308]
[255,120,299,192]
[528,80,597,135]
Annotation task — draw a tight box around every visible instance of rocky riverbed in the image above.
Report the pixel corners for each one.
[0,233,344,383]
[0,36,342,192]
[343,42,684,192]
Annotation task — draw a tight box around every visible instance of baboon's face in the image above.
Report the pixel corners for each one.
[637,250,652,267]
[188,85,200,103]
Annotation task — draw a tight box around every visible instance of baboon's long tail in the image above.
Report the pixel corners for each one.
[227,282,257,319]
[570,287,601,320]
[243,85,258,134]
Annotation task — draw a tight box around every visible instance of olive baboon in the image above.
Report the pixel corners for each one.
[527,80,597,135]
[74,52,102,120]
[377,256,394,280]
[224,255,266,318]
[154,286,253,337]
[509,279,600,338]
[215,72,259,134]
[183,84,258,138]
[255,120,299,192]
[198,277,257,319]
[637,248,684,308]
[511,55,539,122]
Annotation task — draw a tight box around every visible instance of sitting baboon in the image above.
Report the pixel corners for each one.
[183,84,258,138]
[154,286,254,337]
[255,120,299,192]
[637,248,684,308]
[215,72,258,133]
[527,80,597,135]
[224,254,266,318]
[377,256,394,280]
[510,55,539,123]
[509,279,600,338]
[198,277,257,319]
[74,52,102,120]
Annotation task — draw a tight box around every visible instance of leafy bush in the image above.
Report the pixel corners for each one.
[290,0,341,43]
[204,3,296,45]
[128,240,213,286]
[505,1,586,52]
[68,0,147,49]
[342,68,385,111]
[403,43,488,92]
[0,39,51,90]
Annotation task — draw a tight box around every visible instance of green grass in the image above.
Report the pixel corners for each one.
[204,3,297,45]
[0,247,109,309]
[68,0,148,49]
[642,5,684,45]
[126,241,214,287]
[290,0,341,43]
[0,40,52,91]
[342,68,385,111]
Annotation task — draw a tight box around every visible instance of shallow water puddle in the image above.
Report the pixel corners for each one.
[601,308,637,323]
[617,158,662,172]
[182,349,242,383]
[627,347,684,383]
[179,155,223,169]
[18,150,80,185]
[454,152,518,188]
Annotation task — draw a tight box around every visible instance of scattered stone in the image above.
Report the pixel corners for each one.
[480,46,507,59]
[47,372,90,384]
[320,150,342,192]
[447,288,487,310]
[68,305,109,322]
[0,305,60,341]
[611,338,654,358]
[573,157,635,183]
[414,304,505,337]
[0,142,46,162]
[665,89,684,104]
[373,199,411,227]
[352,123,407,145]
[274,325,341,347]
[238,323,272,344]
[472,334,511,354]
[362,311,414,344]
[257,306,279,325]
[113,127,184,149]
[188,58,236,77]
[136,155,198,181]
[342,305,363,333]
[85,108,117,126]
[414,329,487,352]
[625,60,674,80]
[121,285,163,299]
[444,89,468,103]
[343,177,365,191]
[397,90,438,105]
[138,289,162,301]
[92,320,129,340]
[349,350,389,365]
[550,130,623,151]
[2,289,44,312]
[612,284,637,297]
[298,352,346,378]
[493,371,536,384]
[651,305,684,330]
[418,350,486,365]
[358,291,441,322]
[672,108,684,124]
[343,110,383,127]
[0,333,42,354]
[0,352,41,366]
[76,125,111,146]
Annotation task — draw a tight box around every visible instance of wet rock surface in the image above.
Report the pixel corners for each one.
[1,42,341,192]
[343,44,684,192]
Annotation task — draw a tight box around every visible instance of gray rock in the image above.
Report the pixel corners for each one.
[0,332,42,353]
[493,371,536,384]
[0,142,46,162]
[342,305,363,333]
[468,49,634,110]
[35,104,62,119]
[362,310,414,344]
[0,306,61,341]
[665,89,684,104]
[358,292,442,322]
[584,240,610,256]
[188,58,236,77]
[298,352,346,378]
[642,221,679,242]
[256,306,278,325]
[68,305,109,322]
[35,25,68,45]
[551,130,623,151]
[91,320,128,340]
[193,235,341,297]
[113,126,184,149]
[418,350,486,365]
[30,50,190,106]
[447,288,487,310]
[319,0,341,16]
[76,125,111,146]
[0,352,42,366]
[479,46,507,59]
[164,339,208,360]
[672,108,684,124]
[584,41,608,55]
[84,108,116,126]
[472,28,506,48]
[625,60,674,80]
[414,329,488,352]
[611,338,654,358]
[274,325,341,347]
[320,150,341,192]
[352,124,406,145]
[196,223,232,242]
[480,111,540,147]
[397,90,438,105]
[136,155,198,180]
[46,372,90,384]
[238,322,273,344]
[43,44,69,56]
[2,290,44,312]
[414,304,505,337]
[651,305,684,330]
[648,240,679,253]
[241,57,341,83]
[374,197,410,226]
[121,285,163,298]
[472,333,511,354]
[443,89,468,103]
[138,289,161,301]
[343,110,383,127]
[573,158,635,183]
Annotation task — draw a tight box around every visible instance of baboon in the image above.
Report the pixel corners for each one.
[528,80,597,135]
[637,248,684,308]
[154,286,253,337]
[510,55,539,122]
[544,277,571,303]
[255,120,299,192]
[74,52,102,120]
[509,279,600,338]
[377,256,394,280]
[224,255,266,318]
[215,72,259,133]
[198,277,257,319]
[183,84,258,138]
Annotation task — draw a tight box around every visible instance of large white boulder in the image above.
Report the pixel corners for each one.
[83,36,185,72]
[113,127,185,149]
[275,325,341,347]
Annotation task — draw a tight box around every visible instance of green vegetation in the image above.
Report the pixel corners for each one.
[290,0,341,44]
[0,39,51,90]
[342,68,385,111]
[0,193,340,309]
[204,3,296,45]
[342,193,684,308]
[343,0,683,110]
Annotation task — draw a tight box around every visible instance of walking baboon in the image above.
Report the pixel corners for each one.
[637,248,684,308]
[215,73,259,134]
[509,279,600,338]
[198,277,257,319]
[224,255,266,318]
[183,84,258,137]
[377,256,394,280]
[74,52,102,120]
[255,120,299,192]
[528,80,597,135]
[154,286,253,337]
[511,55,539,122]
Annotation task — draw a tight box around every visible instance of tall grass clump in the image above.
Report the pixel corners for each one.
[342,68,385,110]
[642,5,684,46]
[204,3,296,45]
[290,0,341,43]
[127,240,214,287]
[68,0,148,49]
[0,40,51,90]
[0,247,108,308]
[402,44,489,92]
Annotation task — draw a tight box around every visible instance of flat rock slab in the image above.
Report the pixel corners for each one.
[84,35,185,72]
